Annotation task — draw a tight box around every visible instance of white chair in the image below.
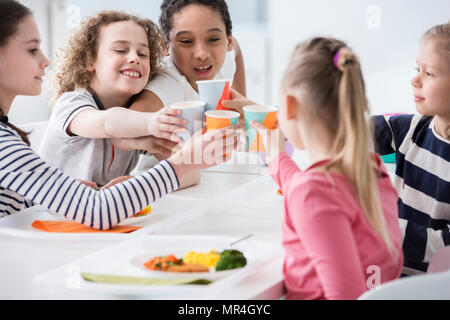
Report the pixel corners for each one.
[358,270,450,300]
[359,246,450,300]
[18,121,48,151]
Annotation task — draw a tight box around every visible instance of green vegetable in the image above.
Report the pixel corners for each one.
[215,249,247,271]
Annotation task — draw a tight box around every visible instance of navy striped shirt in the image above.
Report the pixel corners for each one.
[373,114,450,274]
[0,123,179,230]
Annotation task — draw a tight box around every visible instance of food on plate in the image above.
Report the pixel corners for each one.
[143,249,247,273]
[143,254,183,271]
[131,205,151,218]
[216,250,247,271]
[183,250,221,268]
[167,263,209,273]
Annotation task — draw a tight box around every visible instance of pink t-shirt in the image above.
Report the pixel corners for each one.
[269,152,403,300]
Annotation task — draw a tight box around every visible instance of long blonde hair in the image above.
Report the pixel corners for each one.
[282,37,395,254]
[422,22,450,139]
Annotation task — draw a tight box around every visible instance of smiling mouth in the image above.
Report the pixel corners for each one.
[120,70,142,79]
[194,65,213,74]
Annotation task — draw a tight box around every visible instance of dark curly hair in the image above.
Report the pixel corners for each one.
[159,0,232,42]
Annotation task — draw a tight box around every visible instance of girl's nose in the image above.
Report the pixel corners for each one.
[41,54,50,69]
[194,43,210,61]
[127,52,140,64]
[411,74,422,88]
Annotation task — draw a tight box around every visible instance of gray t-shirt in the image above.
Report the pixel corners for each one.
[39,89,143,186]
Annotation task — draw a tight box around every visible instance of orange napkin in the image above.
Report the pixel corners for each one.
[31,220,142,233]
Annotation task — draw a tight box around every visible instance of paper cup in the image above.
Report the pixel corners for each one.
[243,105,279,152]
[205,110,240,131]
[197,79,232,111]
[205,110,240,156]
[171,100,205,143]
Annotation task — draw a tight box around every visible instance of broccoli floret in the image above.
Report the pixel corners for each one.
[216,250,247,271]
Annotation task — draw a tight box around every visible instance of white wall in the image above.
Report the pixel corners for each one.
[9,0,450,125]
[268,0,450,115]
[9,0,52,125]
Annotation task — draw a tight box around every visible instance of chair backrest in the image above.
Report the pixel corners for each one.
[428,246,450,274]
[18,121,48,151]
[358,270,450,300]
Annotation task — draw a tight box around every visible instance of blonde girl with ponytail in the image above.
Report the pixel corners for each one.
[372,22,450,275]
[247,37,403,299]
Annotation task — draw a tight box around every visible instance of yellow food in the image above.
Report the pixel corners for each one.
[132,205,151,218]
[183,250,221,268]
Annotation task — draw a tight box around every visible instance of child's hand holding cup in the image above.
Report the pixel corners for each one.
[168,125,239,178]
[205,110,241,157]
[244,105,279,152]
[170,100,205,144]
[249,118,285,166]
[148,106,189,143]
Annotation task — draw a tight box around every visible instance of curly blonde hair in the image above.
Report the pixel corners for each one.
[51,10,166,103]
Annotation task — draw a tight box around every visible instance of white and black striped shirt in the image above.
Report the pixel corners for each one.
[0,123,179,229]
[373,114,450,274]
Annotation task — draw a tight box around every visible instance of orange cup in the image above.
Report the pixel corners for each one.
[205,110,240,157]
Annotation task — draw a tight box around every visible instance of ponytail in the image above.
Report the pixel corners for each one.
[0,110,30,146]
[328,47,396,255]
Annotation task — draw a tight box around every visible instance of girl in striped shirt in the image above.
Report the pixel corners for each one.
[372,22,450,274]
[0,0,237,229]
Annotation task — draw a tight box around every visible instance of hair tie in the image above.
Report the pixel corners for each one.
[0,115,8,123]
[333,50,342,70]
[333,47,353,71]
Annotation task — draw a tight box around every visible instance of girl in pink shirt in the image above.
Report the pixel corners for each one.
[250,38,404,299]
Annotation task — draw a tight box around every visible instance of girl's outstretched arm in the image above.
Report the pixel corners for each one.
[68,107,185,143]
[0,124,237,229]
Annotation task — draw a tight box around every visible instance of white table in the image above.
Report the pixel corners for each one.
[0,151,296,300]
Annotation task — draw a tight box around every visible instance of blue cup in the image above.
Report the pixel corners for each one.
[196,79,231,111]
[171,101,205,143]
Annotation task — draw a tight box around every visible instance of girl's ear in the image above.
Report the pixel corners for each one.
[227,35,234,52]
[86,62,95,72]
[285,95,298,121]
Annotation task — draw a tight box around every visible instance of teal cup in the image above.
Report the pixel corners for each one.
[243,105,279,152]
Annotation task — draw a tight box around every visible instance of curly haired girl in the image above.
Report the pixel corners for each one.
[40,10,187,188]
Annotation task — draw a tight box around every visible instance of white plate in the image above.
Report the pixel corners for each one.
[129,251,240,281]
[33,234,279,298]
[117,203,158,226]
[0,196,208,237]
